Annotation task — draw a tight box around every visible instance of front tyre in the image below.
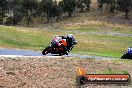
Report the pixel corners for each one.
[42,50,48,55]
[42,46,51,55]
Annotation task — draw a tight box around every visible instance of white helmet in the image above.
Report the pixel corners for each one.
[128,47,132,51]
[67,34,73,38]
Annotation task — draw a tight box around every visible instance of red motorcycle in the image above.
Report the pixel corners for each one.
[42,38,77,56]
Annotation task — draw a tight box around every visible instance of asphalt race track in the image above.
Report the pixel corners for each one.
[0,48,116,59]
[0,48,42,56]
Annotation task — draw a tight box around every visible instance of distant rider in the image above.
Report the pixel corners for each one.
[126,47,132,54]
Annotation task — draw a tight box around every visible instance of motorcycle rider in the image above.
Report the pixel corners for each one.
[52,36,63,47]
[51,34,75,54]
[51,35,68,54]
[128,47,132,51]
[66,34,76,50]
[127,47,132,54]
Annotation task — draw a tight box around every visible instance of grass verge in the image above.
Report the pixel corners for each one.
[0,12,132,58]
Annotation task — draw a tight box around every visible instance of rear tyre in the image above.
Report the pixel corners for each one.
[42,50,48,55]
[65,52,69,55]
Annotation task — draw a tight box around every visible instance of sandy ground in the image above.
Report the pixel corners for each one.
[0,56,132,88]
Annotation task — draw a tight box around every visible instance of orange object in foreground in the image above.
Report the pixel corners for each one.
[77,67,86,76]
[76,67,131,85]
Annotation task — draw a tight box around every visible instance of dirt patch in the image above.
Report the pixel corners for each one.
[0,56,132,88]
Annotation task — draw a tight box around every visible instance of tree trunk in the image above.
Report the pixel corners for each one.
[98,3,103,14]
[47,9,50,22]
[125,10,128,19]
[68,12,72,17]
[81,6,84,12]
[86,4,90,11]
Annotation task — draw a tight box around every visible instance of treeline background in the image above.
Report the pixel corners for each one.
[0,0,132,26]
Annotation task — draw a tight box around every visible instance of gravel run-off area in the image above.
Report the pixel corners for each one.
[0,56,132,88]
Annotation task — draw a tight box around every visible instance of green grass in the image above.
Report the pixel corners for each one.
[0,15,132,58]
[0,24,132,58]
[0,26,53,50]
[70,29,132,58]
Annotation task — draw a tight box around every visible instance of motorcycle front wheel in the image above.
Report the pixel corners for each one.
[42,46,51,55]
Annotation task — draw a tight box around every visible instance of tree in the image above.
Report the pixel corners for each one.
[39,0,63,22]
[77,0,91,12]
[97,0,115,13]
[117,0,132,19]
[5,0,39,25]
[85,0,91,11]
[39,0,53,22]
[0,0,8,24]
[21,0,38,25]
[6,0,23,25]
[51,1,63,22]
[59,0,76,17]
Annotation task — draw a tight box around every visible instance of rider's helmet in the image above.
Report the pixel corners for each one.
[67,34,76,45]
[67,34,74,39]
[128,47,132,51]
